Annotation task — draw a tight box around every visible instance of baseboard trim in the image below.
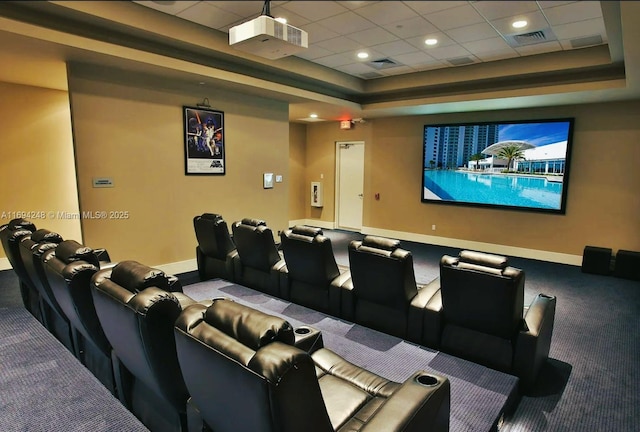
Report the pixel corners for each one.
[153,259,197,275]
[361,226,582,266]
[0,257,12,271]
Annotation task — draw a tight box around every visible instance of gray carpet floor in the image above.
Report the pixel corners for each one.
[0,306,149,432]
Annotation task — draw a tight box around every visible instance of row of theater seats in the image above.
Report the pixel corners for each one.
[1,217,451,432]
[194,213,557,391]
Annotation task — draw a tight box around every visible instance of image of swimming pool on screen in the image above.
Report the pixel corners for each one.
[422,118,574,214]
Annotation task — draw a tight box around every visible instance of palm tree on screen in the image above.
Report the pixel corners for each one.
[469,153,483,170]
[496,145,525,172]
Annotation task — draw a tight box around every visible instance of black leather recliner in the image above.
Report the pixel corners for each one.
[279,225,350,315]
[424,250,556,391]
[231,218,285,297]
[42,239,117,394]
[342,236,440,343]
[18,229,74,351]
[174,298,450,432]
[0,218,42,320]
[91,260,194,432]
[193,213,237,281]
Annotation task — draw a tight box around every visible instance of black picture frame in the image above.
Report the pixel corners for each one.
[183,106,225,175]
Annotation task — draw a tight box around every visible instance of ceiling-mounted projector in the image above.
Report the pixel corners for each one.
[229,15,308,60]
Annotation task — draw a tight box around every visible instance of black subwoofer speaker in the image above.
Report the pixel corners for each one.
[581,246,612,275]
[613,250,640,281]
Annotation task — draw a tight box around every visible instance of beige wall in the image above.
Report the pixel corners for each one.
[304,122,374,222]
[0,81,82,261]
[304,101,640,258]
[68,76,289,268]
[288,123,307,221]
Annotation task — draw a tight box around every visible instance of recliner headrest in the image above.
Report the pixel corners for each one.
[9,229,32,242]
[110,260,172,293]
[204,299,294,351]
[291,225,322,237]
[8,218,36,232]
[361,235,401,251]
[458,250,508,269]
[200,213,222,221]
[30,229,63,244]
[53,240,100,266]
[240,218,266,227]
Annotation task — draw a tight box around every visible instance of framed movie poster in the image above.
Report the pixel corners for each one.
[183,106,225,175]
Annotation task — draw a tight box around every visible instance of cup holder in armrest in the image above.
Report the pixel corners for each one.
[416,374,439,387]
[293,326,323,353]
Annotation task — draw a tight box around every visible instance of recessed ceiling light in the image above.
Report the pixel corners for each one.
[512,20,528,29]
[310,113,318,118]
[357,51,369,59]
[425,38,438,46]
[275,17,287,24]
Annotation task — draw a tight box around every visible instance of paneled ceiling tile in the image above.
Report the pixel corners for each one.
[268,6,312,27]
[353,1,417,25]
[336,1,378,10]
[294,45,335,60]
[407,1,467,16]
[315,11,377,35]
[372,40,420,57]
[471,1,539,21]
[334,62,379,75]
[514,40,563,56]
[313,51,360,68]
[491,11,550,36]
[315,36,363,54]
[133,1,200,15]
[543,1,603,26]
[210,1,266,17]
[427,44,473,61]
[279,1,349,21]
[446,22,500,44]
[423,4,486,31]
[346,27,398,46]
[462,36,512,55]
[411,61,448,73]
[553,18,605,41]
[299,22,341,43]
[391,51,438,67]
[382,16,439,39]
[177,3,243,29]
[537,1,576,8]
[473,49,520,63]
[405,33,456,51]
[378,65,415,76]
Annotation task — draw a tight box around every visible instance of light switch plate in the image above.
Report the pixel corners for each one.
[263,173,274,189]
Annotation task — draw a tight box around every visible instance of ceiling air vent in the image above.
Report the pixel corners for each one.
[505,28,556,47]
[367,58,400,70]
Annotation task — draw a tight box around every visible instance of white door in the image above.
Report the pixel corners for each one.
[336,141,365,231]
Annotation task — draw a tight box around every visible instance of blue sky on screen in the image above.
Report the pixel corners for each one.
[498,122,571,147]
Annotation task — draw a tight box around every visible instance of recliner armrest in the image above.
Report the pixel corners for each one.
[513,293,556,391]
[360,371,450,432]
[94,248,111,263]
[338,278,354,321]
[407,278,440,344]
[329,270,351,317]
